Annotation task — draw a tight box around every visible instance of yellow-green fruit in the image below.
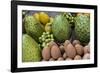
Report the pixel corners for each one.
[39,12,50,25]
[24,16,45,42]
[50,17,54,23]
[22,34,41,62]
[33,13,40,21]
[45,23,52,32]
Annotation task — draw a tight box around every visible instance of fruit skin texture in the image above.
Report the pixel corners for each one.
[52,14,71,42]
[75,14,90,44]
[22,34,41,62]
[24,15,44,42]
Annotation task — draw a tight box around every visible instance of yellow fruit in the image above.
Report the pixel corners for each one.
[33,13,40,21]
[50,17,54,23]
[45,23,52,32]
[39,12,50,25]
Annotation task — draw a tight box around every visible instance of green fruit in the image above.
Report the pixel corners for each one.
[52,14,71,42]
[24,15,45,42]
[75,14,90,44]
[39,32,54,48]
[22,34,41,62]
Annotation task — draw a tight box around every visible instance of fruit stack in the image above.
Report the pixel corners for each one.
[42,40,90,61]
[22,11,90,62]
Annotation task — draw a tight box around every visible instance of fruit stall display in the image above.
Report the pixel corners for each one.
[22,11,90,62]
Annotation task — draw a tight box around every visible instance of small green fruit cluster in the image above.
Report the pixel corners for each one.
[39,32,54,48]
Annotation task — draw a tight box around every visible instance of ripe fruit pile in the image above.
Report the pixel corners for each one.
[42,40,90,61]
[22,11,90,62]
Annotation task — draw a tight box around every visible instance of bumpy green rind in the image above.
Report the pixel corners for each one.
[22,34,41,62]
[24,15,45,42]
[52,14,71,42]
[75,14,90,44]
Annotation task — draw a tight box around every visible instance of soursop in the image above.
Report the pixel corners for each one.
[22,34,41,62]
[75,14,90,44]
[24,15,45,42]
[52,14,71,42]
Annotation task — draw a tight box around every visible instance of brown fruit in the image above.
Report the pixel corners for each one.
[58,57,64,61]
[84,45,90,54]
[48,41,57,48]
[42,47,51,61]
[51,45,61,59]
[65,43,76,58]
[64,40,70,50]
[75,44,84,56]
[74,55,81,60]
[73,40,80,46]
[66,58,72,60]
[83,53,90,59]
[49,58,55,61]
[63,52,67,59]
[59,45,65,54]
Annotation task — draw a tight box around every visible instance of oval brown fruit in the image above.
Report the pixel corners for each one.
[51,45,61,59]
[42,46,51,61]
[75,44,84,56]
[65,43,76,59]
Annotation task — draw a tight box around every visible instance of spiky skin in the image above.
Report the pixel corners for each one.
[75,14,90,44]
[22,34,41,62]
[52,14,71,42]
[24,15,45,42]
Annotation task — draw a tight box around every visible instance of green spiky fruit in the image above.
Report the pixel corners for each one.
[75,14,90,44]
[52,14,71,42]
[22,34,41,62]
[24,15,45,42]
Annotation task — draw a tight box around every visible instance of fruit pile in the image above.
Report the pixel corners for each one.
[42,40,90,61]
[22,11,90,62]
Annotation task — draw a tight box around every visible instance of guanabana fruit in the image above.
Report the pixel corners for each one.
[75,14,90,44]
[24,15,45,42]
[22,34,41,62]
[52,14,71,42]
